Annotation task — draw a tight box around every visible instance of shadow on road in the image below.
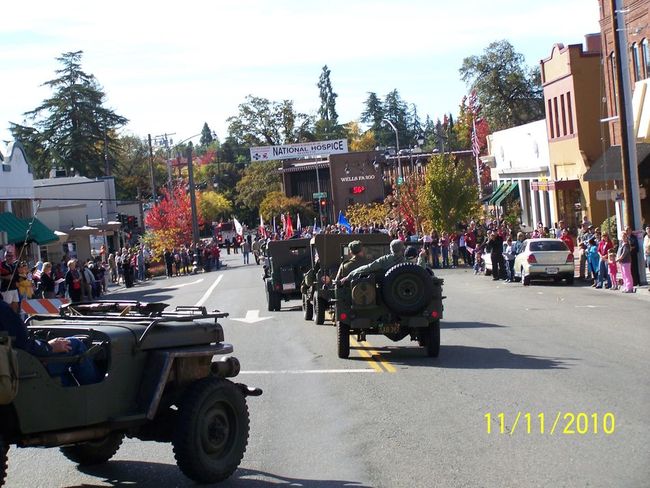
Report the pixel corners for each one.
[350,344,574,370]
[440,321,506,329]
[73,462,371,487]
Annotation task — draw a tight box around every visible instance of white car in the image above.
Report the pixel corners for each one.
[513,238,574,286]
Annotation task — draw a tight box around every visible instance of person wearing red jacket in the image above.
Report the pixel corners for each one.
[596,232,613,288]
[560,229,575,253]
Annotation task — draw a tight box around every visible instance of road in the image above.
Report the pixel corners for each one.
[6,252,650,488]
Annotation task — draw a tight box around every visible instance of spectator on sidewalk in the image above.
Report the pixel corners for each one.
[596,232,613,289]
[625,226,640,287]
[644,226,650,283]
[560,229,574,253]
[242,239,251,265]
[485,231,504,281]
[503,237,516,283]
[617,232,635,293]
[607,249,618,290]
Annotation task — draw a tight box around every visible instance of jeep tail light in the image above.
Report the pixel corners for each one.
[527,254,537,264]
[275,284,281,291]
[566,253,574,264]
[339,312,348,321]
[431,310,439,319]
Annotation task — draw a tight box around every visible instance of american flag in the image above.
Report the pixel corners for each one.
[471,118,480,158]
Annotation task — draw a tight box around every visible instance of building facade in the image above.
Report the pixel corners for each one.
[540,37,610,228]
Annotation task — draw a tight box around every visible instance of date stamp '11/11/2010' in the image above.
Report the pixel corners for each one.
[484,412,616,435]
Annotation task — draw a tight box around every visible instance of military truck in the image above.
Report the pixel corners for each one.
[335,262,444,358]
[0,300,261,486]
[301,234,391,324]
[263,238,311,312]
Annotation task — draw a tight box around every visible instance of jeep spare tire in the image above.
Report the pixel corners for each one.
[382,263,433,315]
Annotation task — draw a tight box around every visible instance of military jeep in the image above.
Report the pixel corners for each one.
[0,300,261,486]
[263,238,311,311]
[302,234,391,324]
[335,263,444,358]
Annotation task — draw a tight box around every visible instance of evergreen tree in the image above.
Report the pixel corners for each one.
[383,89,410,149]
[361,92,385,145]
[200,122,215,146]
[315,65,341,140]
[10,51,127,178]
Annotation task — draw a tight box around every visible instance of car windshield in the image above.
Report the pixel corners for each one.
[529,241,568,252]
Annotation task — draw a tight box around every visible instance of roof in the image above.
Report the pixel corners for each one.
[0,213,58,245]
[583,144,650,181]
[33,176,110,187]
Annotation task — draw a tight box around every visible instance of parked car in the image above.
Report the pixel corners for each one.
[513,238,574,286]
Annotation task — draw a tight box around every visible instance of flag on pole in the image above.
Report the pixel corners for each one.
[285,214,294,238]
[337,211,351,233]
[233,217,244,236]
[296,213,302,232]
[280,213,286,232]
[471,118,480,158]
[259,214,267,237]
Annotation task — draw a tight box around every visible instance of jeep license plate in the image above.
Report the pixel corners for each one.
[283,283,296,290]
[545,267,559,275]
[381,324,401,334]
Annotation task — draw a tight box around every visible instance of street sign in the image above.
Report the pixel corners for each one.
[595,189,624,201]
[312,192,328,199]
[397,177,404,186]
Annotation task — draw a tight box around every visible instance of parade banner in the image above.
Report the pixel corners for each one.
[250,139,348,161]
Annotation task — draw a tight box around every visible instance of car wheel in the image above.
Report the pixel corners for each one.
[485,267,492,276]
[423,320,440,358]
[382,263,433,315]
[521,268,531,286]
[173,377,249,484]
[302,293,313,321]
[337,321,350,359]
[566,275,574,285]
[60,432,124,466]
[0,435,7,487]
[265,282,274,312]
[314,295,326,325]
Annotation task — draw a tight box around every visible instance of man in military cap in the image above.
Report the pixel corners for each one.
[335,240,369,281]
[345,239,407,280]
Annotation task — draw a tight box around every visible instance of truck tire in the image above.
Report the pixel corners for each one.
[60,432,124,466]
[266,282,280,311]
[423,320,440,358]
[173,377,249,484]
[0,435,7,487]
[302,293,313,321]
[314,294,326,325]
[382,263,433,315]
[337,321,350,358]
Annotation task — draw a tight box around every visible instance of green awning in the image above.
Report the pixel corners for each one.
[488,182,510,205]
[0,213,58,245]
[494,182,520,206]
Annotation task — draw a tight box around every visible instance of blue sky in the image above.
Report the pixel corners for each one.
[0,0,601,148]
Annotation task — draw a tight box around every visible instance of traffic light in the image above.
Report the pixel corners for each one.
[320,199,327,208]
[313,200,319,212]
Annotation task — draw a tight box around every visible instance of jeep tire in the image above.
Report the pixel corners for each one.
[423,320,440,358]
[266,281,280,312]
[314,294,326,325]
[302,293,313,320]
[173,377,249,484]
[382,263,433,315]
[60,432,124,466]
[0,435,7,487]
[337,321,350,358]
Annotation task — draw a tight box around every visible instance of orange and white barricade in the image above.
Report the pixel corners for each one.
[21,298,69,316]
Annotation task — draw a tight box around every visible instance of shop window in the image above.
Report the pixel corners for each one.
[642,39,650,79]
[553,97,560,139]
[610,52,618,116]
[560,95,566,136]
[547,99,555,138]
[566,92,574,134]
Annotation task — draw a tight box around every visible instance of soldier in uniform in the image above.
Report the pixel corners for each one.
[345,239,407,280]
[335,240,369,281]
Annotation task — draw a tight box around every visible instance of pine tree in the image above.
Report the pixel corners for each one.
[315,65,340,140]
[10,51,127,178]
[200,122,215,146]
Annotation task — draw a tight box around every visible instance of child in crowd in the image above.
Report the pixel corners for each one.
[473,248,484,275]
[607,249,618,290]
[587,238,600,286]
[449,238,459,269]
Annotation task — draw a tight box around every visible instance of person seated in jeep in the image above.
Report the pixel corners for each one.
[0,299,99,386]
[344,240,428,281]
[335,240,369,281]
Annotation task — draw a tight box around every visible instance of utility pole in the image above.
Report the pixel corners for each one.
[186,142,200,246]
[147,134,156,201]
[611,0,643,231]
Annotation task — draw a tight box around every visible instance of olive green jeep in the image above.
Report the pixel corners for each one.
[0,300,261,486]
[301,234,391,324]
[335,263,444,358]
[263,238,311,311]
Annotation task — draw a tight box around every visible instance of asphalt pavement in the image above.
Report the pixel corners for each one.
[6,252,650,488]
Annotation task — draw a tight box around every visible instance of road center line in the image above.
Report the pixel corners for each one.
[195,274,223,307]
[239,369,377,374]
[350,337,385,373]
[360,340,397,373]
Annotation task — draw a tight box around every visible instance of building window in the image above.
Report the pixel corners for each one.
[642,39,650,79]
[553,97,560,138]
[566,92,574,134]
[560,95,566,136]
[610,52,618,116]
[547,99,555,138]
[631,43,641,81]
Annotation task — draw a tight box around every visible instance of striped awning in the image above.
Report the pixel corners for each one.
[488,182,511,205]
[494,182,519,206]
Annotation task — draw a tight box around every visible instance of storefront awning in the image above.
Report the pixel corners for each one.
[488,182,511,205]
[0,213,58,245]
[494,182,520,206]
[582,144,650,181]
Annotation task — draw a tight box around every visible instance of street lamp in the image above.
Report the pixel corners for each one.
[381,119,401,179]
